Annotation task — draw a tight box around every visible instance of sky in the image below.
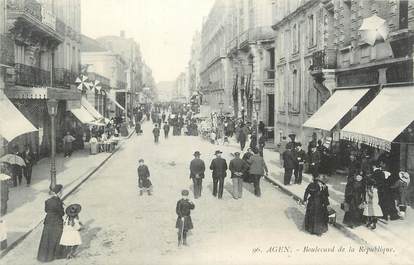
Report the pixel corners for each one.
[81,0,215,83]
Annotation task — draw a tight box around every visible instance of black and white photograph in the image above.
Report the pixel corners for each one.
[0,0,413,264]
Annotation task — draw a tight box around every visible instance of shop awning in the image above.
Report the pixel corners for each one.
[107,94,125,112]
[81,97,103,120]
[341,84,414,151]
[0,96,38,142]
[70,106,96,124]
[303,88,370,131]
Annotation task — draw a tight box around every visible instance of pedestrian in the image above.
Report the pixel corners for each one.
[189,151,205,199]
[10,145,22,187]
[363,178,383,230]
[342,174,365,228]
[209,150,228,199]
[238,123,248,151]
[242,148,253,183]
[60,204,83,259]
[63,132,75,157]
[21,144,36,186]
[258,121,265,135]
[308,144,321,178]
[282,145,295,185]
[229,152,248,199]
[303,175,330,236]
[176,190,195,246]
[247,148,268,197]
[138,159,152,196]
[152,124,160,143]
[293,143,306,184]
[163,122,170,138]
[390,171,410,219]
[286,133,296,150]
[135,122,142,135]
[278,136,288,167]
[37,184,65,262]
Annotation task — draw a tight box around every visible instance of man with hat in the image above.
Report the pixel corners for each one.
[189,151,205,199]
[286,133,296,150]
[293,143,307,184]
[152,124,160,143]
[209,150,228,199]
[138,159,152,196]
[176,190,195,246]
[282,144,296,185]
[229,152,249,199]
[247,148,268,197]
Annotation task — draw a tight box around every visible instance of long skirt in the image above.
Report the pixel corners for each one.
[37,223,64,262]
[343,201,364,227]
[304,197,328,235]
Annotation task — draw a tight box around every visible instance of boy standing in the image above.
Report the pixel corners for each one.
[138,159,152,196]
[176,190,195,246]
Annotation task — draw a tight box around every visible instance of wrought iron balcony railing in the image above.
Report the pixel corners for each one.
[14,63,51,87]
[7,0,42,21]
[310,48,337,71]
[53,68,77,89]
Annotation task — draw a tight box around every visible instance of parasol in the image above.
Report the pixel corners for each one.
[359,15,388,45]
[0,154,26,167]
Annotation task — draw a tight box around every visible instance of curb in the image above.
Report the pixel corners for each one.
[0,129,134,259]
[263,175,370,245]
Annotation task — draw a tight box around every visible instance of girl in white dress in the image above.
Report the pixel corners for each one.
[60,204,83,259]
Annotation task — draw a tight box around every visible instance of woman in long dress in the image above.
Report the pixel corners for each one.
[37,184,64,262]
[343,174,365,228]
[303,175,330,236]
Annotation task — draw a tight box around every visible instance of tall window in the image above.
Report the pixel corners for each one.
[278,69,285,112]
[292,24,297,53]
[284,30,290,57]
[279,31,285,59]
[290,69,300,112]
[400,0,408,29]
[248,0,254,29]
[343,0,352,46]
[308,14,314,46]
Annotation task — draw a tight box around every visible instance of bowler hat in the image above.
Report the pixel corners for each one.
[51,184,63,194]
[139,158,144,163]
[181,190,189,196]
[233,152,240,156]
[214,150,222,155]
[193,151,201,156]
[288,133,296,139]
[65,204,82,217]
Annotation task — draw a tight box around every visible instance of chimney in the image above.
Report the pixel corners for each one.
[120,30,125,38]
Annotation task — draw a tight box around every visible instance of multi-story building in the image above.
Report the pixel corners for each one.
[226,0,275,129]
[188,31,201,97]
[199,0,231,112]
[3,0,82,157]
[96,31,143,115]
[81,34,128,118]
[141,62,156,102]
[173,72,188,103]
[272,0,332,144]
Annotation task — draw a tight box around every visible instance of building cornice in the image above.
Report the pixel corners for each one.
[272,0,320,31]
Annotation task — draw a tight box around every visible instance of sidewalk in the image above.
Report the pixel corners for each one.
[0,128,134,257]
[223,137,414,257]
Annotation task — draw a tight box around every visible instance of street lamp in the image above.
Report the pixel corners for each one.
[46,99,58,191]
[253,93,261,151]
[218,100,224,115]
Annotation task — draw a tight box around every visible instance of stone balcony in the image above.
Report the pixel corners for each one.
[310,48,337,72]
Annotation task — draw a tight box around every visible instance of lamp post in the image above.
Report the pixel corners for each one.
[218,100,224,115]
[241,106,245,123]
[46,99,58,191]
[253,95,261,151]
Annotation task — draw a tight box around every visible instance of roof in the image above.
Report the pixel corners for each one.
[81,35,108,52]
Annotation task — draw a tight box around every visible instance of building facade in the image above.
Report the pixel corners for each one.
[173,72,188,103]
[272,0,332,145]
[81,34,128,118]
[188,31,201,98]
[200,0,231,112]
[96,31,144,114]
[3,0,82,157]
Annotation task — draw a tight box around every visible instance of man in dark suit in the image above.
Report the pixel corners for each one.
[11,145,22,187]
[163,122,170,138]
[308,144,321,178]
[229,152,248,199]
[247,148,268,197]
[293,143,307,184]
[189,151,205,199]
[21,144,36,186]
[282,145,296,185]
[209,150,228,199]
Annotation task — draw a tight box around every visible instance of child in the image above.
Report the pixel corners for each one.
[60,204,82,259]
[138,159,152,196]
[363,178,383,230]
[176,190,195,246]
